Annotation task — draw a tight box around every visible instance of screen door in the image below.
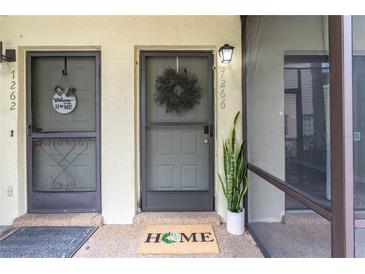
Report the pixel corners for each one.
[27,52,100,213]
[140,51,214,211]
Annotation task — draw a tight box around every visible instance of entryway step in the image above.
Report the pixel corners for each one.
[133,212,221,225]
[282,212,330,225]
[13,213,103,227]
[0,226,13,240]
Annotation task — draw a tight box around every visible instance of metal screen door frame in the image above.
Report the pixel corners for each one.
[140,51,215,211]
[26,51,101,213]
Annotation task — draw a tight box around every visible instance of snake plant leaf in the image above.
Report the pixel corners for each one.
[223,138,229,180]
[218,174,227,198]
[231,111,240,153]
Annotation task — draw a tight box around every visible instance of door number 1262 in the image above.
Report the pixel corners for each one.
[10,70,16,110]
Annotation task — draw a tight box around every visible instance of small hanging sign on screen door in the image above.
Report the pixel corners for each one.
[52,86,77,114]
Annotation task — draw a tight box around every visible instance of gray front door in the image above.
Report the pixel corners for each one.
[27,52,101,213]
[141,52,214,211]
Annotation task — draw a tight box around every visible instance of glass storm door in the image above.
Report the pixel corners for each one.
[27,52,100,213]
[141,52,214,211]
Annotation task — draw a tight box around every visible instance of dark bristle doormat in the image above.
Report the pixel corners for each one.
[0,226,97,258]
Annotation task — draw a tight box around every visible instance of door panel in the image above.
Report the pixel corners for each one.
[32,57,96,132]
[146,127,209,191]
[32,138,96,192]
[146,56,209,123]
[27,52,100,213]
[141,52,214,211]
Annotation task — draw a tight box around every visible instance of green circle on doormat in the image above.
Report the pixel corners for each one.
[161,232,180,244]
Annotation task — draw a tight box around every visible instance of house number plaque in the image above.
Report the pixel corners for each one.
[52,87,77,114]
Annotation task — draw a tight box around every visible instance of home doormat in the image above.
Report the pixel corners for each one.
[0,226,97,258]
[138,224,219,255]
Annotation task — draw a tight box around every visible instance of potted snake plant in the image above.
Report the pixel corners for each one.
[219,111,248,235]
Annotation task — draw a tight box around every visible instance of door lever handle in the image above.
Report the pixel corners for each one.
[203,124,209,134]
[27,124,32,136]
[203,124,214,137]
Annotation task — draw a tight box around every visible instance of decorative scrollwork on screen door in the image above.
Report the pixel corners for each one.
[33,139,89,190]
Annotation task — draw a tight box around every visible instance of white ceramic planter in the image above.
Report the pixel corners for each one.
[226,208,245,235]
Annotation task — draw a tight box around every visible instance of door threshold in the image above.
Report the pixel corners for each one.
[13,213,103,227]
[133,212,221,225]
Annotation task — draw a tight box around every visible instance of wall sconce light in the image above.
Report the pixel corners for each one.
[219,44,234,64]
[0,41,16,62]
[0,41,16,72]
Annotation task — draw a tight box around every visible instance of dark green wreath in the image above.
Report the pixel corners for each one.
[154,67,202,114]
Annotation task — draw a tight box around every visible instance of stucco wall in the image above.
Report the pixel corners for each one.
[0,16,242,225]
[246,16,328,222]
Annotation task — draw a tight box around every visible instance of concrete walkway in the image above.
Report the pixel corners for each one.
[75,212,263,258]
[7,212,263,258]
[74,224,263,258]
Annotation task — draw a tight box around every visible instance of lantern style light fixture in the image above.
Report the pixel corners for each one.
[0,41,16,73]
[219,44,234,64]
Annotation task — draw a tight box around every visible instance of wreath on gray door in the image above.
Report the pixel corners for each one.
[154,67,202,114]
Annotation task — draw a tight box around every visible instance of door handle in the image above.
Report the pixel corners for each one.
[27,124,32,136]
[203,124,209,134]
[203,124,214,137]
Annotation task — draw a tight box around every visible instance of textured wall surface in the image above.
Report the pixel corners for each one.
[0,16,242,224]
